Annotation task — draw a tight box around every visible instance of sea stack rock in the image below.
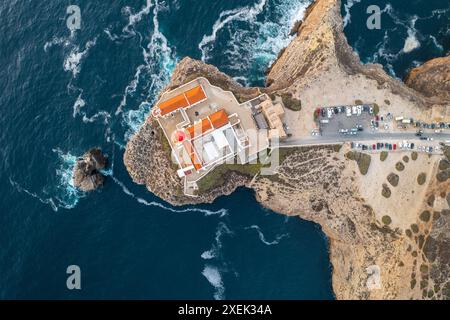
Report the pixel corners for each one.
[73,148,107,192]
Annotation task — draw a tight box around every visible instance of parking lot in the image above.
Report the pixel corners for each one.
[315,105,375,137]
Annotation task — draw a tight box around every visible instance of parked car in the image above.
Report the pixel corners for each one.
[410,143,415,149]
[346,107,352,117]
[393,144,397,150]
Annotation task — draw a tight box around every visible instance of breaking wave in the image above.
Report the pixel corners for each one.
[111,176,228,217]
[116,1,176,143]
[63,37,98,78]
[198,0,311,84]
[342,0,361,28]
[246,225,289,246]
[10,149,86,212]
[202,265,225,300]
[201,222,232,260]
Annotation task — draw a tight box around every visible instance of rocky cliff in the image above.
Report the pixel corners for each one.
[124,0,450,299]
[405,56,450,103]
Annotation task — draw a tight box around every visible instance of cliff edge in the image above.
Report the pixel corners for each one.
[124,0,450,299]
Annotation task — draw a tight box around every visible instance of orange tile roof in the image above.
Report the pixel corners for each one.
[186,118,213,139]
[157,85,206,116]
[209,109,229,129]
[185,86,207,105]
[183,141,202,170]
[158,94,189,116]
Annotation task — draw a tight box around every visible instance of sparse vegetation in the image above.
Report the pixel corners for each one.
[373,103,380,115]
[420,210,431,222]
[439,159,450,171]
[346,151,371,175]
[405,229,412,238]
[443,146,450,161]
[384,99,391,105]
[427,195,435,207]
[417,173,427,185]
[420,264,429,274]
[436,170,449,182]
[433,211,440,220]
[382,215,392,225]
[380,151,388,161]
[382,183,391,198]
[411,152,418,161]
[396,162,405,171]
[387,173,399,187]
[411,224,419,233]
[278,92,302,111]
[197,162,263,194]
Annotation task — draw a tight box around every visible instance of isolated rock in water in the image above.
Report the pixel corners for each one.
[73,148,107,192]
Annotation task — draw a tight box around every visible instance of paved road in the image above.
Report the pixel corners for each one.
[277,132,450,148]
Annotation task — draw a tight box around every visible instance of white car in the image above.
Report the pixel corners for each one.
[369,107,374,114]
[346,107,352,117]
[357,105,362,116]
[352,106,357,115]
[327,108,333,118]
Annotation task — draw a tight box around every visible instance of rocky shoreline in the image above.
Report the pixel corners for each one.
[124,0,450,299]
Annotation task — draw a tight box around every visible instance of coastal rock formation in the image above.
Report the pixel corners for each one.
[73,148,107,192]
[124,0,450,299]
[405,56,450,103]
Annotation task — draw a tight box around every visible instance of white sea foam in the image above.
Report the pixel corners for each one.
[429,35,443,52]
[201,222,232,260]
[118,1,176,140]
[44,36,70,52]
[198,0,310,82]
[202,265,225,300]
[72,94,86,118]
[9,178,58,212]
[10,149,86,211]
[111,176,227,217]
[246,225,289,246]
[342,0,361,28]
[403,33,420,53]
[122,0,153,35]
[63,37,98,78]
[52,148,86,209]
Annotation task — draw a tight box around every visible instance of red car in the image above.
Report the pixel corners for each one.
[373,144,376,150]
[393,144,397,150]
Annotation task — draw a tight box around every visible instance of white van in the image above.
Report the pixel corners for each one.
[320,119,330,124]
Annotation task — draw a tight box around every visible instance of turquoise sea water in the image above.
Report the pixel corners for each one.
[0,0,448,299]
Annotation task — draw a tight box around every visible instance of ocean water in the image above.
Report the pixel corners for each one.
[342,0,450,79]
[0,0,447,299]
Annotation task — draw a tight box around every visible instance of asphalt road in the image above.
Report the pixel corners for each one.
[278,132,450,147]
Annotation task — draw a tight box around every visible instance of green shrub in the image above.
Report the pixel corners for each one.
[427,195,435,207]
[411,152,418,161]
[382,183,391,198]
[417,173,426,185]
[439,159,450,171]
[354,99,363,105]
[373,103,380,115]
[436,170,449,182]
[396,162,405,171]
[387,173,399,187]
[382,215,392,225]
[405,229,412,238]
[380,151,388,161]
[411,224,419,233]
[420,210,431,222]
[278,92,302,111]
[420,264,429,274]
[403,156,409,163]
